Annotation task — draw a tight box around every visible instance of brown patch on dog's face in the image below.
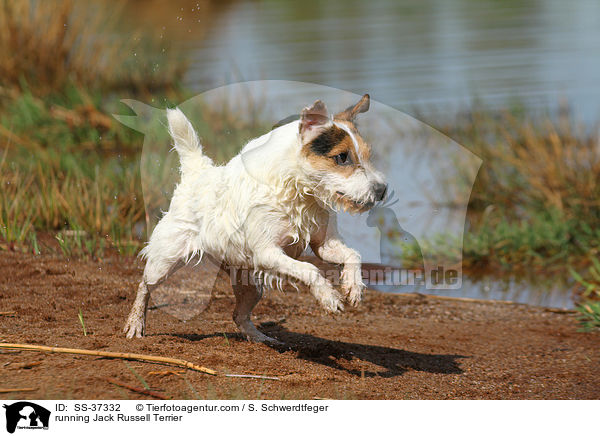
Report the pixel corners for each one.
[301,124,365,177]
[298,95,385,212]
[333,119,372,163]
[300,123,376,212]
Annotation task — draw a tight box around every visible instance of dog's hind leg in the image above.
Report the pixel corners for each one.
[123,281,151,338]
[124,218,194,338]
[124,255,186,338]
[232,280,282,344]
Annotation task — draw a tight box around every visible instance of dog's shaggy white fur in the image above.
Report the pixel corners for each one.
[124,95,387,343]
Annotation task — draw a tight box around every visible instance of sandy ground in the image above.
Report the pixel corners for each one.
[0,251,598,400]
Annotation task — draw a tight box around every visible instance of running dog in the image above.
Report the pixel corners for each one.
[124,94,387,343]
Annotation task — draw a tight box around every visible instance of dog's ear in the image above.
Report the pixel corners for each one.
[335,94,370,121]
[299,100,332,142]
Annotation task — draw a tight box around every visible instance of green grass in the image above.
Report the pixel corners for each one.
[0,0,269,258]
[78,308,87,337]
[576,302,600,332]
[124,362,150,390]
[0,0,179,257]
[223,332,231,346]
[570,258,600,332]
[0,81,267,258]
[402,208,588,271]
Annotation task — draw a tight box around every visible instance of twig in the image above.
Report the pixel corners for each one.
[106,378,169,400]
[224,374,280,380]
[0,311,16,316]
[0,343,217,375]
[0,388,38,393]
[12,361,43,370]
[147,370,185,377]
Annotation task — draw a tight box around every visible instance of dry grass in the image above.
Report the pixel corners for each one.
[1,2,598,274]
[0,0,188,257]
[0,0,185,94]
[423,108,600,269]
[0,146,145,256]
[450,111,600,220]
[0,86,267,258]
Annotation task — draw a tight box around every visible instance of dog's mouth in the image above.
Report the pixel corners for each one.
[335,191,375,212]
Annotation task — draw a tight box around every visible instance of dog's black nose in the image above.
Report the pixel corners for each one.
[374,183,387,201]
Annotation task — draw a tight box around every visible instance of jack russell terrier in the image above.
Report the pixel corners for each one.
[124,94,387,343]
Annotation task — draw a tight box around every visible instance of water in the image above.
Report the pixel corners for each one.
[183,0,600,124]
[126,0,600,308]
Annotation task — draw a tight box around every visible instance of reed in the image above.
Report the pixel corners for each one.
[405,108,600,270]
[0,0,185,94]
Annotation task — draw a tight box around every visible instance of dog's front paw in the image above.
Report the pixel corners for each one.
[322,291,345,314]
[314,283,344,314]
[342,281,365,307]
[123,315,145,338]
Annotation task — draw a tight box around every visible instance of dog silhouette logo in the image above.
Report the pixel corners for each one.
[3,402,50,433]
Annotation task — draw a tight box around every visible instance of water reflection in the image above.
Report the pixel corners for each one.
[181,0,600,123]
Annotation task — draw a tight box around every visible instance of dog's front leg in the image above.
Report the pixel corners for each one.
[256,248,344,313]
[310,223,365,307]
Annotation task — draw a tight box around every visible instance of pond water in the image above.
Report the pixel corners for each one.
[127,0,600,308]
[183,0,600,124]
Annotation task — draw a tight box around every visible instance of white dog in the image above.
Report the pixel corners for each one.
[124,94,387,343]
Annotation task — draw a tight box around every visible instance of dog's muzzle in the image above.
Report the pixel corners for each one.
[373,183,388,202]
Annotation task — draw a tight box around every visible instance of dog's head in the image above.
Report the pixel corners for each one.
[298,94,387,213]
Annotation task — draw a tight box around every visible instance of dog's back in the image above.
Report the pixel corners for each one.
[162,111,311,268]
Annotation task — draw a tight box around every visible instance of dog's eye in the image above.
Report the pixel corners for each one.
[333,152,352,166]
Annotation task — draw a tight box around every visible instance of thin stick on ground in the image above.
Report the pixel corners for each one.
[224,374,280,380]
[0,388,37,393]
[106,378,169,400]
[0,343,217,375]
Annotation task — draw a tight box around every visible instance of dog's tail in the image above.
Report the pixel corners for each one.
[166,108,214,174]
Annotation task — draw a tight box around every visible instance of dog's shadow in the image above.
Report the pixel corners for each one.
[173,323,466,378]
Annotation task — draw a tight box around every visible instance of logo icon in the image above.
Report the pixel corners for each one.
[3,402,50,434]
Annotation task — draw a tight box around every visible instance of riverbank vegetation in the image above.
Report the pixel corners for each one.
[428,109,600,322]
[0,0,257,258]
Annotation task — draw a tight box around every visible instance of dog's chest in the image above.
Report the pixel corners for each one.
[278,198,326,256]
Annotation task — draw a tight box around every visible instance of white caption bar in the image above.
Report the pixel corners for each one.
[0,400,595,435]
